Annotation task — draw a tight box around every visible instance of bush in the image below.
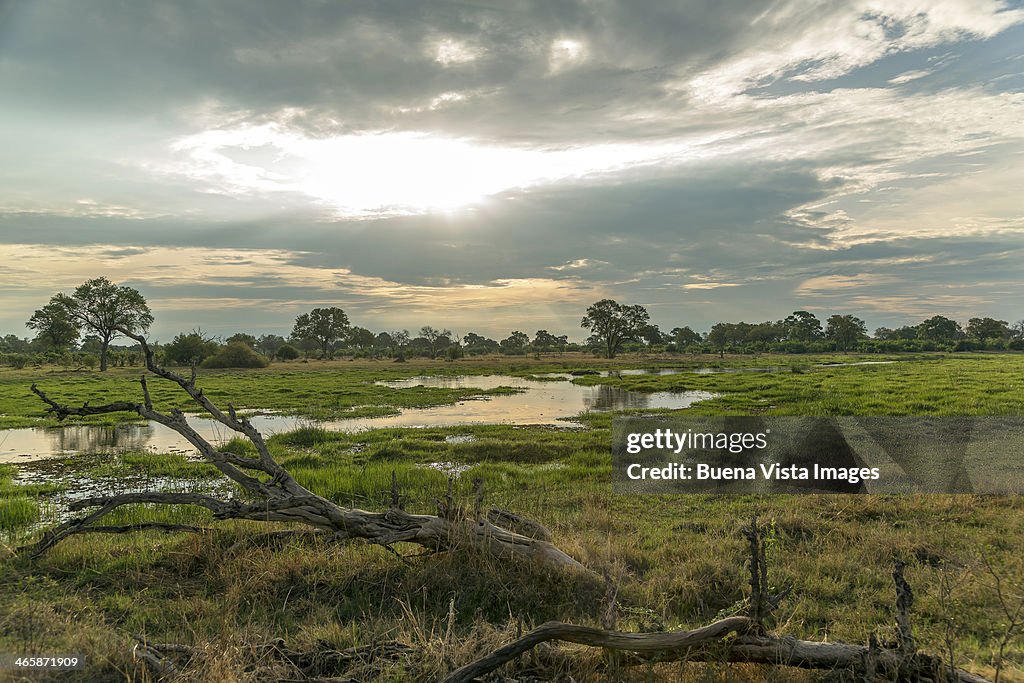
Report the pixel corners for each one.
[275,344,300,361]
[201,342,268,369]
[164,331,220,366]
[953,339,982,352]
[5,353,28,369]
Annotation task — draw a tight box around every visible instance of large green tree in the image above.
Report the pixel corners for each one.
[27,302,80,351]
[291,307,350,359]
[257,334,286,358]
[916,315,961,341]
[965,317,1011,341]
[783,310,823,341]
[463,332,500,355]
[581,299,650,358]
[419,326,454,357]
[345,326,376,351]
[226,333,257,348]
[499,331,529,355]
[825,314,867,351]
[669,326,701,348]
[163,330,220,366]
[49,277,153,371]
[532,330,568,352]
[707,322,731,358]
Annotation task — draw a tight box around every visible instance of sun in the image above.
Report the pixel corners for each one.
[170,123,688,217]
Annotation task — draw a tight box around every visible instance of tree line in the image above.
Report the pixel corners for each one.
[4,280,1024,370]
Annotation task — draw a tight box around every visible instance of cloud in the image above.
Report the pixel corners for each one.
[797,274,900,293]
[1,0,1024,336]
[888,68,934,84]
[685,0,1024,99]
[681,282,742,290]
[0,243,607,337]
[548,258,609,271]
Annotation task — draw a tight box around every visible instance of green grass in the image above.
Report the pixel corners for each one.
[0,358,529,428]
[0,352,1022,681]
[570,353,1024,416]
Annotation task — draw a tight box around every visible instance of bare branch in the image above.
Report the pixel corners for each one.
[25,333,588,573]
[31,383,139,420]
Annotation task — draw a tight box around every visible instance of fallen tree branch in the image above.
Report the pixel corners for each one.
[23,328,586,574]
[487,507,553,542]
[443,527,995,683]
[443,616,755,683]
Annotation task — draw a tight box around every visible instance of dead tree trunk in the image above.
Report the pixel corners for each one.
[444,520,993,683]
[22,326,585,573]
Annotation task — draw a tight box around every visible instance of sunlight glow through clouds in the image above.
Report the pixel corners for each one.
[154,78,1024,226]
[434,38,481,65]
[164,124,694,217]
[549,38,587,73]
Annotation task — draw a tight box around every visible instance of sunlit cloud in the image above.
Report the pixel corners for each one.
[434,38,482,66]
[681,282,742,290]
[685,0,1024,99]
[2,244,605,336]
[157,123,699,216]
[548,258,609,272]
[888,69,934,84]
[797,274,899,293]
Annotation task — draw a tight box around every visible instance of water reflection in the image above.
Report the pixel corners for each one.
[1,374,715,461]
[48,424,155,454]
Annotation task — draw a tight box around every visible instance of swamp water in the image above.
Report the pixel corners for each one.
[0,374,715,462]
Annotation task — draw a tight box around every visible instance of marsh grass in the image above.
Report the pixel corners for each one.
[1,353,1022,681]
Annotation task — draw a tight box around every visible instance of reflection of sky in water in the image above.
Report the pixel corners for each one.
[1,374,714,461]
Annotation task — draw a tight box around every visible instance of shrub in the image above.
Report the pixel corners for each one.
[164,331,220,366]
[275,344,300,361]
[201,342,268,369]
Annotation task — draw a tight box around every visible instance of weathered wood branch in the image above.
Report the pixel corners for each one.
[443,544,995,683]
[443,617,754,683]
[444,615,991,683]
[487,507,553,542]
[24,330,586,573]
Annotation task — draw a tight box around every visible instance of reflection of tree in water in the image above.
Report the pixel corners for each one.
[45,424,154,454]
[583,385,651,411]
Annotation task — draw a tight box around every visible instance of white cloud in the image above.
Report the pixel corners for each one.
[888,69,934,84]
[681,282,742,290]
[685,0,1024,99]
[434,38,482,66]
[548,258,608,271]
[797,273,899,293]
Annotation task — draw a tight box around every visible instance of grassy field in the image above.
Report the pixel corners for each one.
[0,352,1022,682]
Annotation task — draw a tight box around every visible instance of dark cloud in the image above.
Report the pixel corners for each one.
[1,0,1023,337]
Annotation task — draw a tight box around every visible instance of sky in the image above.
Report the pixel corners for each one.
[2,0,1023,342]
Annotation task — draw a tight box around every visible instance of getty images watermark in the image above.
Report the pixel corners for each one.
[613,416,1024,494]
